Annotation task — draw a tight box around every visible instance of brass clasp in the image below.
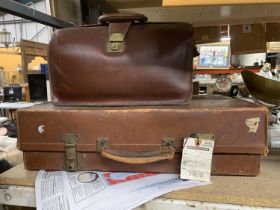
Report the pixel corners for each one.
[108,33,125,53]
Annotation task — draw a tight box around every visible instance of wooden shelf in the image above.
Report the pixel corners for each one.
[193,68,260,74]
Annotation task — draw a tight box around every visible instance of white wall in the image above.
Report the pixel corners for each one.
[0,0,52,48]
[235,53,266,66]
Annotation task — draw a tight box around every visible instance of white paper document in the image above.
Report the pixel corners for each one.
[180,137,215,182]
[35,171,69,210]
[36,170,209,210]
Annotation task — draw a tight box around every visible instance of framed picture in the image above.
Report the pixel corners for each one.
[196,43,231,69]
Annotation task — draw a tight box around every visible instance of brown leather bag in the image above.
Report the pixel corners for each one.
[48,13,198,106]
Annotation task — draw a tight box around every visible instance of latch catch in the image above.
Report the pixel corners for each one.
[61,133,80,171]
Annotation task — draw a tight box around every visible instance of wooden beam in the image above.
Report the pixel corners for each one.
[109,0,161,9]
[163,0,280,7]
[49,0,58,17]
[18,40,48,82]
[120,5,280,27]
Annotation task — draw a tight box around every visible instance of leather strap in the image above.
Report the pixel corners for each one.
[104,13,146,53]
[108,22,132,40]
[107,21,132,53]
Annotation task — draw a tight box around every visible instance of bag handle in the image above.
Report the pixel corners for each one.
[97,138,175,164]
[101,148,175,164]
[99,13,148,25]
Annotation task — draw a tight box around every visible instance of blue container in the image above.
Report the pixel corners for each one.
[40,64,48,74]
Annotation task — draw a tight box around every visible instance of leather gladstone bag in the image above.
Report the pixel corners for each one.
[48,13,198,106]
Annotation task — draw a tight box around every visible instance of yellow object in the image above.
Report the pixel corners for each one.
[0,48,21,71]
[0,48,47,85]
[163,0,280,6]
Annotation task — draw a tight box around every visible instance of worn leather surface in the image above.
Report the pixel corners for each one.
[17,96,268,175]
[23,152,260,176]
[48,13,197,106]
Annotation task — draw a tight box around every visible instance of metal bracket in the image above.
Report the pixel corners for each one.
[0,0,73,28]
[96,138,108,152]
[162,138,176,150]
[61,133,80,171]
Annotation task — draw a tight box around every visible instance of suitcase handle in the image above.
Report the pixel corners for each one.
[101,147,175,164]
[99,13,148,24]
[97,138,175,164]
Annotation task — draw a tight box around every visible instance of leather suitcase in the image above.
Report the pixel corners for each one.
[48,13,198,106]
[17,95,268,176]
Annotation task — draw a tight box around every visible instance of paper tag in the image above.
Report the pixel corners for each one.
[180,137,214,182]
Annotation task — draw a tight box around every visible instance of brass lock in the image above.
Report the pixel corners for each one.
[108,33,125,53]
